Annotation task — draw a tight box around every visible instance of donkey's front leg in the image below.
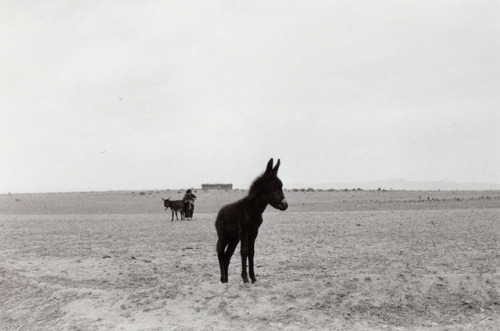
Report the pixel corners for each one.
[240,234,250,283]
[248,232,258,283]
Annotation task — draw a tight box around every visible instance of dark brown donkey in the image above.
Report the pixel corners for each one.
[215,158,288,283]
[162,198,185,221]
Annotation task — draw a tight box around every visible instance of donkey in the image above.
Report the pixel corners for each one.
[162,198,186,221]
[215,158,288,283]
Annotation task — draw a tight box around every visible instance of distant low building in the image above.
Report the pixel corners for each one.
[202,183,233,190]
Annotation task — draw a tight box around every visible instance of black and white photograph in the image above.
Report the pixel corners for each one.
[1,1,499,330]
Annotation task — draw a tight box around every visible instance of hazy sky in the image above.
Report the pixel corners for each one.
[1,1,499,193]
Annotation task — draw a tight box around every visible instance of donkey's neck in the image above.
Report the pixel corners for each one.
[245,193,268,214]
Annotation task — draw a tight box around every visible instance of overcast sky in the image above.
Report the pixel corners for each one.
[1,1,498,193]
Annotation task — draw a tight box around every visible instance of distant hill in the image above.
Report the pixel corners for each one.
[288,179,500,191]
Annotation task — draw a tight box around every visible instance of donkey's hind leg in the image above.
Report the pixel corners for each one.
[217,238,229,283]
[223,239,239,281]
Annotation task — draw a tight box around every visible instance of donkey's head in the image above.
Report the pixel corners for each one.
[162,198,171,210]
[251,158,288,211]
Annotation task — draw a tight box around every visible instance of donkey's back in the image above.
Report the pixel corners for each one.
[168,200,185,211]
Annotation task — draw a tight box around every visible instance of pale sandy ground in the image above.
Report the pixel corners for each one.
[1,190,499,330]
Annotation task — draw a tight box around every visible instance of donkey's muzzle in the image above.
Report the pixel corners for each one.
[278,199,288,211]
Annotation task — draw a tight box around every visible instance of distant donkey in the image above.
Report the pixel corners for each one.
[162,198,186,221]
[215,158,288,283]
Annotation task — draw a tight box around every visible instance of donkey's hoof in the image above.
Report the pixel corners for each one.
[251,278,257,284]
[220,277,228,283]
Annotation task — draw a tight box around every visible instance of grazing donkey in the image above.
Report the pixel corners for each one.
[215,158,288,283]
[162,198,186,221]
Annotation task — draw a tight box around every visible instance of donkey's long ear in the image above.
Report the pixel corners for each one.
[272,159,280,175]
[265,158,274,174]
[162,198,166,202]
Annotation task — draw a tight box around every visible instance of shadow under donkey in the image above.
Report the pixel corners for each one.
[215,158,288,283]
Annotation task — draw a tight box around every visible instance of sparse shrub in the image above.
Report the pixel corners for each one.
[140,192,146,195]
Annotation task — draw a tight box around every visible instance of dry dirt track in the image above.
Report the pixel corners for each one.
[1,190,499,330]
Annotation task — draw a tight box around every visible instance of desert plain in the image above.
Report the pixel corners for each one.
[1,189,499,330]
